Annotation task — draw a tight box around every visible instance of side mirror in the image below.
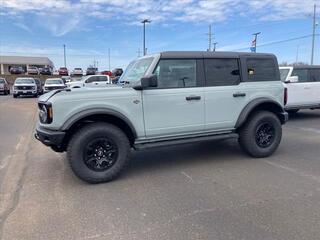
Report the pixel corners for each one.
[134,74,158,90]
[285,76,298,83]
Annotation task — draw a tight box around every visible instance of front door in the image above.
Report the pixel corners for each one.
[142,59,205,138]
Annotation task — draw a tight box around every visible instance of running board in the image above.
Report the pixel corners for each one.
[134,133,238,150]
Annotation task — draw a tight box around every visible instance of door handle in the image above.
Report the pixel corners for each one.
[233,92,246,97]
[186,95,201,101]
[94,82,98,85]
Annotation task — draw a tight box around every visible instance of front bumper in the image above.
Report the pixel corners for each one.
[35,125,65,147]
[279,111,289,124]
[14,90,37,95]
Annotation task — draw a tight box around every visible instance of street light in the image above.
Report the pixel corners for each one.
[141,19,151,56]
[251,32,261,53]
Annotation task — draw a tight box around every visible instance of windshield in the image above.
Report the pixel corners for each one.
[15,78,35,84]
[120,57,154,83]
[279,68,290,82]
[46,79,63,85]
[0,79,5,84]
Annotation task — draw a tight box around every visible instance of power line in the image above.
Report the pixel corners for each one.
[233,34,320,51]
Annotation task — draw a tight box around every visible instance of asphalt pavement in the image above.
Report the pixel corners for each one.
[0,94,320,240]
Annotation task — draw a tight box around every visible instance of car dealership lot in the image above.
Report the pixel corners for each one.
[0,95,320,240]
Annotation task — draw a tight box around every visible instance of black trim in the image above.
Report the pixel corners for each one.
[60,108,137,138]
[35,125,65,147]
[134,133,238,150]
[235,98,287,128]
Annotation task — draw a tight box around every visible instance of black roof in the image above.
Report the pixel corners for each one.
[292,65,320,69]
[160,51,276,59]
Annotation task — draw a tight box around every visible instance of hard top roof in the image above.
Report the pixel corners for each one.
[160,51,276,59]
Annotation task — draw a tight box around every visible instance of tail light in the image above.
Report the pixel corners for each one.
[284,88,288,106]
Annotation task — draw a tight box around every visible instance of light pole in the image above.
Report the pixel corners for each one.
[213,42,218,52]
[141,19,151,56]
[63,44,66,68]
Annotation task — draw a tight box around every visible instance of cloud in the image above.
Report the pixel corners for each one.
[1,0,318,36]
[13,23,33,34]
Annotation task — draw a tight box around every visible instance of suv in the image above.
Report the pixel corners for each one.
[66,75,111,88]
[13,77,38,98]
[10,66,24,74]
[58,67,68,76]
[35,51,288,183]
[0,78,10,95]
[27,66,39,75]
[280,66,320,113]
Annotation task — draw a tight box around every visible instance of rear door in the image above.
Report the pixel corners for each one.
[289,68,313,106]
[85,76,100,88]
[309,68,320,104]
[142,59,205,138]
[204,58,246,130]
[97,76,110,87]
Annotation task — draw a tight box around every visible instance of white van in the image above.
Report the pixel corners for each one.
[280,66,320,113]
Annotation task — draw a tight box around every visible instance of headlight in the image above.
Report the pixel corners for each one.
[14,86,18,90]
[38,103,53,124]
[32,86,36,90]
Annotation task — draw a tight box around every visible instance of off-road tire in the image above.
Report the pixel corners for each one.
[67,122,130,183]
[238,111,282,158]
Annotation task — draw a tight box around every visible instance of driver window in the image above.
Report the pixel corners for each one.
[153,59,197,88]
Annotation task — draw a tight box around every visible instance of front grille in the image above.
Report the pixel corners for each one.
[45,86,65,91]
[17,86,33,90]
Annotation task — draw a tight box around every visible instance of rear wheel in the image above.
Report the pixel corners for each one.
[239,111,282,158]
[67,123,130,183]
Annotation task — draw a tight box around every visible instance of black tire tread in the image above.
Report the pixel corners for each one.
[239,111,282,158]
[67,122,130,183]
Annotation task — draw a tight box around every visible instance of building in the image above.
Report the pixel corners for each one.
[0,56,54,74]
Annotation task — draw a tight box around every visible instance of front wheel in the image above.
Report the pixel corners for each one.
[67,123,130,183]
[238,111,282,158]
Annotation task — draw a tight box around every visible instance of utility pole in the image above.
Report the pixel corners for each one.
[108,48,111,70]
[311,4,317,65]
[141,19,151,56]
[251,32,261,52]
[207,24,213,51]
[93,57,96,68]
[213,42,218,52]
[63,44,66,68]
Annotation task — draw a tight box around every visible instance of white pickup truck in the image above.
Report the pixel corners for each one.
[280,66,320,113]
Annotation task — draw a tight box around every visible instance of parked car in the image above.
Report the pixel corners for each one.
[13,77,38,98]
[44,78,66,93]
[53,70,60,76]
[86,67,97,75]
[58,67,68,76]
[280,66,320,113]
[27,66,39,75]
[35,51,288,183]
[0,78,10,95]
[67,75,111,88]
[112,68,123,77]
[71,68,83,76]
[101,70,113,77]
[40,67,52,75]
[10,66,24,74]
[34,78,43,95]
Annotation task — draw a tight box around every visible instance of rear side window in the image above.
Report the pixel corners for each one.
[154,59,197,88]
[246,58,277,81]
[291,69,309,82]
[204,58,240,86]
[309,69,320,82]
[98,76,108,82]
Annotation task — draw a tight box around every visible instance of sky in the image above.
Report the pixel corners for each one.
[0,0,319,71]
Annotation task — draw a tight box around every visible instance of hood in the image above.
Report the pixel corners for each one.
[44,84,65,87]
[39,85,123,102]
[14,83,36,86]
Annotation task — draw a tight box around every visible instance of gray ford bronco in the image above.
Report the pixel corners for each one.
[35,51,288,183]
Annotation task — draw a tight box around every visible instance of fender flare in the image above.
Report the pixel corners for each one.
[61,108,137,138]
[235,98,285,128]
